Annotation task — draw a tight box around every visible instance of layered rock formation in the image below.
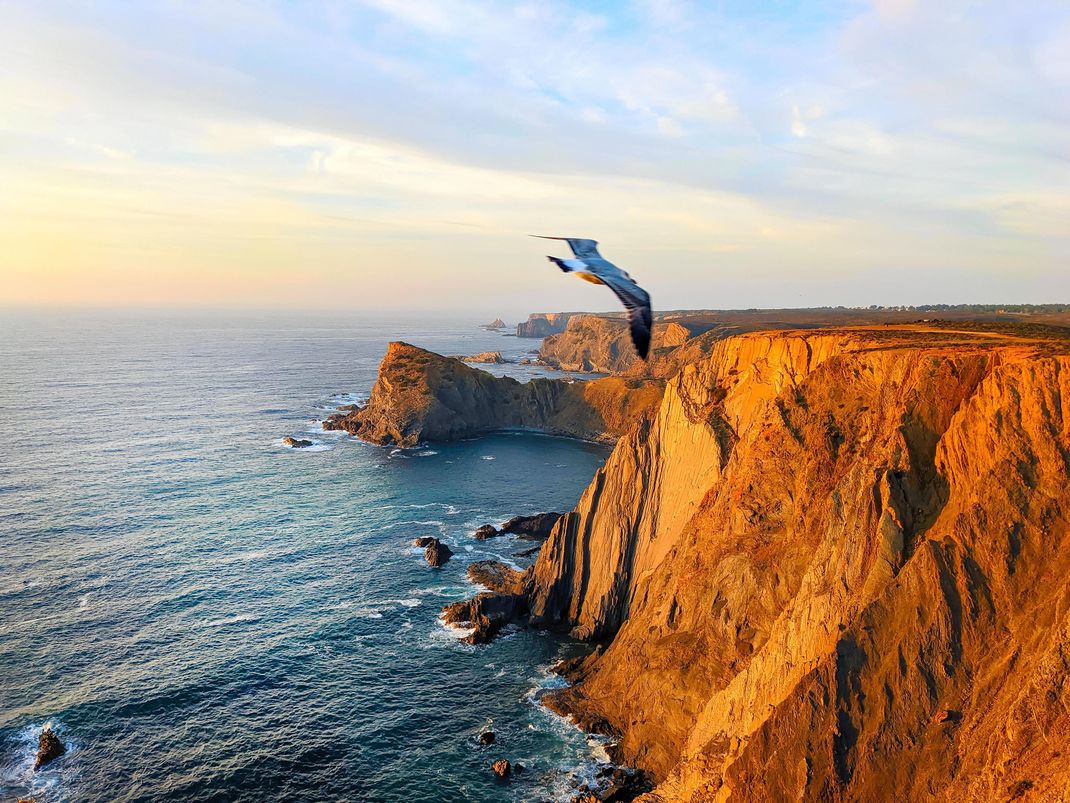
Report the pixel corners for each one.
[539,315,692,374]
[323,342,662,446]
[516,312,581,338]
[522,325,1070,800]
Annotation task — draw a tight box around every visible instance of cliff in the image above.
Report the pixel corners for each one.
[324,342,663,446]
[516,312,583,338]
[539,315,692,373]
[523,325,1070,800]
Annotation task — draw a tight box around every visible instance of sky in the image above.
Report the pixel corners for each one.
[1,0,1068,317]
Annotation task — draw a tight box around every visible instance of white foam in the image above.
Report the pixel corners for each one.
[395,598,421,608]
[203,613,258,628]
[481,455,496,460]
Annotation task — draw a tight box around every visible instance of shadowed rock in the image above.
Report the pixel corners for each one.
[33,727,65,771]
[422,538,453,568]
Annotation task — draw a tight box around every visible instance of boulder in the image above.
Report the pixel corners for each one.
[478,730,496,745]
[33,726,65,771]
[423,538,453,568]
[473,525,499,540]
[282,437,313,448]
[414,536,437,547]
[492,759,511,779]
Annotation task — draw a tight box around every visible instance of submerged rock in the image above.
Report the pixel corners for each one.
[491,759,511,779]
[33,726,65,771]
[282,437,313,448]
[423,538,453,568]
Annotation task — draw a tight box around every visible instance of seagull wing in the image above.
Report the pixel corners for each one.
[600,274,652,360]
[530,235,601,260]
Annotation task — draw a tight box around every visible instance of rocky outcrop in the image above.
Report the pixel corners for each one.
[539,315,692,374]
[499,512,562,539]
[33,727,65,771]
[483,318,507,329]
[492,759,511,779]
[442,561,530,644]
[519,325,1070,800]
[463,351,507,364]
[517,312,581,338]
[473,524,499,540]
[323,342,662,446]
[282,436,313,448]
[422,538,453,568]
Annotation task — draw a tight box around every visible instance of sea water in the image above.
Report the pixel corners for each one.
[0,310,610,802]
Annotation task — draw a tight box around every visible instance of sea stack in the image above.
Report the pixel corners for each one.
[33,726,65,771]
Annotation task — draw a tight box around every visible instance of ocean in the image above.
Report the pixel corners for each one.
[0,309,611,803]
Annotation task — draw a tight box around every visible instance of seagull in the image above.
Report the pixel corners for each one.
[530,236,653,360]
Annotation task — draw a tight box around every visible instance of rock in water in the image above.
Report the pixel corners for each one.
[282,437,313,448]
[478,730,496,745]
[473,524,499,540]
[491,759,511,779]
[463,351,507,364]
[498,512,561,540]
[33,726,65,771]
[423,538,453,568]
[413,536,436,547]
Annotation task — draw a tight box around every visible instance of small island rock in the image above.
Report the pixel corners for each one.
[33,726,65,771]
[282,437,314,448]
[424,538,453,568]
[463,351,507,364]
[473,524,499,540]
[478,730,496,745]
[492,759,511,779]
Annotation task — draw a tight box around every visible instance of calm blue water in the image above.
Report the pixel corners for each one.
[0,310,610,803]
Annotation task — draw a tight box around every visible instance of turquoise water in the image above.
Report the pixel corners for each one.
[0,310,610,802]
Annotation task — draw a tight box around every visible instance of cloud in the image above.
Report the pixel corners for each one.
[1,0,1068,310]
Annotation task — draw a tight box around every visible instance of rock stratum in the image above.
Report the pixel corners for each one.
[323,341,663,446]
[335,323,1070,801]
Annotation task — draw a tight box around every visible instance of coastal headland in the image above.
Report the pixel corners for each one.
[329,307,1070,802]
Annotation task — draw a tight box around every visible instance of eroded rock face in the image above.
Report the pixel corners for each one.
[323,342,662,446]
[33,727,65,771]
[492,759,511,779]
[539,316,691,374]
[523,325,1070,801]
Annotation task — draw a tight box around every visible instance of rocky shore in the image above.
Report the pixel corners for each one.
[336,318,1070,800]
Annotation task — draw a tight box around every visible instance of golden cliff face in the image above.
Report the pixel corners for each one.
[528,326,1070,801]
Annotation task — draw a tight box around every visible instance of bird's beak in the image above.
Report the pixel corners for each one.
[528,235,568,241]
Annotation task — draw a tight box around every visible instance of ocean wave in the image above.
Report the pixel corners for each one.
[481,455,496,461]
[202,613,259,628]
